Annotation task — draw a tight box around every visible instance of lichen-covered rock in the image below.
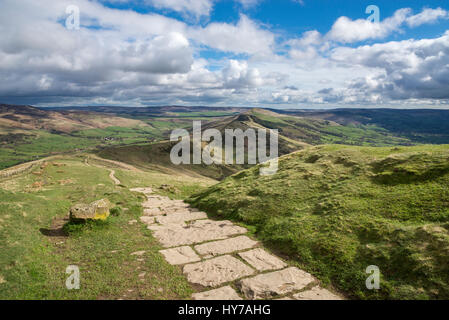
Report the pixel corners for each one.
[69,199,111,222]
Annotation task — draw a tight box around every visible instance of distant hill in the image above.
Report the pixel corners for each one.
[44,105,246,119]
[96,107,449,180]
[271,108,449,144]
[3,103,449,172]
[0,104,150,134]
[188,144,449,299]
[0,104,240,170]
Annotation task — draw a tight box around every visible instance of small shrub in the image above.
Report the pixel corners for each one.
[110,206,123,217]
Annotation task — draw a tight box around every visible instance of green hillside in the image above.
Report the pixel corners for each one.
[249,109,412,146]
[0,155,213,299]
[188,144,449,299]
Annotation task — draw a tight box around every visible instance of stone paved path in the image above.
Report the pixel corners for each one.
[131,187,343,301]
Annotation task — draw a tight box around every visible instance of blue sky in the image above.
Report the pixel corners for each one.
[100,0,449,40]
[1,0,449,108]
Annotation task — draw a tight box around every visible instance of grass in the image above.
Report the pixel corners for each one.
[0,155,211,299]
[188,144,449,300]
[250,110,413,147]
[98,142,244,181]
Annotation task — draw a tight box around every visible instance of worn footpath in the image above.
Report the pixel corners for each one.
[131,187,343,300]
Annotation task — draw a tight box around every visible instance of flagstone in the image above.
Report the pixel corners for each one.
[194,236,258,257]
[238,267,315,300]
[238,248,287,271]
[184,255,255,287]
[148,220,247,247]
[192,286,242,300]
[159,246,201,265]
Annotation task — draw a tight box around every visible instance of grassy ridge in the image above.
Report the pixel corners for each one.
[250,110,412,146]
[188,144,449,299]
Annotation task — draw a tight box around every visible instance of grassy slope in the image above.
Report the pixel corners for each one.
[0,155,214,299]
[251,110,412,146]
[188,144,449,300]
[98,141,247,181]
[99,109,412,182]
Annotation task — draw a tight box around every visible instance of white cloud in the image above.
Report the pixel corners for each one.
[222,60,263,88]
[189,14,274,55]
[146,0,213,19]
[0,0,448,108]
[327,8,411,43]
[327,7,449,44]
[236,0,261,9]
[406,7,448,27]
[331,31,449,100]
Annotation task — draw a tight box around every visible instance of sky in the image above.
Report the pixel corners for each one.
[1,0,449,109]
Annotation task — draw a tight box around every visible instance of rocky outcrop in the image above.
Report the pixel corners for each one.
[69,199,111,222]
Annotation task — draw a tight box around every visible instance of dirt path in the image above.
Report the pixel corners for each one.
[109,170,121,185]
[131,187,343,300]
[84,155,122,185]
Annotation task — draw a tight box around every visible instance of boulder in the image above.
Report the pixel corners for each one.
[69,199,111,222]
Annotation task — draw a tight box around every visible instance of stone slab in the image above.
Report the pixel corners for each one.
[154,211,207,225]
[238,267,315,300]
[238,249,287,271]
[143,208,163,216]
[159,246,201,265]
[192,286,242,300]
[194,236,258,257]
[148,220,247,247]
[183,255,255,287]
[292,286,342,300]
[140,216,155,224]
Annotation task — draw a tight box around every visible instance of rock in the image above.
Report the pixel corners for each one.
[192,286,242,300]
[159,246,201,265]
[159,184,179,193]
[238,267,315,299]
[69,199,111,222]
[183,255,255,287]
[292,286,342,300]
[194,236,258,257]
[128,219,138,225]
[148,220,247,247]
[130,251,146,256]
[238,248,287,271]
